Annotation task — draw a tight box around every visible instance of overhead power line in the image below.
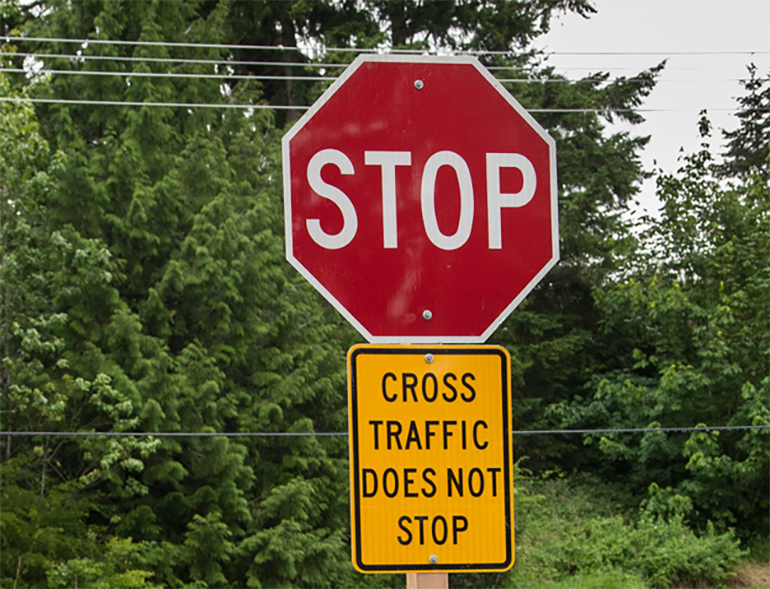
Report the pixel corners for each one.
[543,50,770,56]
[4,36,769,57]
[1,425,767,438]
[2,430,345,438]
[0,96,296,109]
[513,425,770,436]
[0,67,330,82]
[3,51,349,69]
[1,96,762,113]
[0,66,670,84]
[2,52,736,76]
[3,35,412,54]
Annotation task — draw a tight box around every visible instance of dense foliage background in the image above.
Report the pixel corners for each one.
[1,1,767,587]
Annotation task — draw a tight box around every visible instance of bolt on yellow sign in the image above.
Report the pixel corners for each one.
[348,344,514,573]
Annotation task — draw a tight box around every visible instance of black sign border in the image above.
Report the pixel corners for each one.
[348,345,513,573]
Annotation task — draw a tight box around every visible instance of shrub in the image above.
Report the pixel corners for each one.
[559,515,744,588]
[507,474,745,589]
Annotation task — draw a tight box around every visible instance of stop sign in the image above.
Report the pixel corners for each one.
[283,55,558,343]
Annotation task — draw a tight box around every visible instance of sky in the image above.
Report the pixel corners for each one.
[532,0,770,217]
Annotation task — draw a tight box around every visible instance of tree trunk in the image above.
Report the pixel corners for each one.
[387,2,409,46]
[1,183,11,461]
[280,16,299,123]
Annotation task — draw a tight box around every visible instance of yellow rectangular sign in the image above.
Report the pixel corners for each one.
[348,344,514,573]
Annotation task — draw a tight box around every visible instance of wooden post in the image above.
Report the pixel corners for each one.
[406,572,448,589]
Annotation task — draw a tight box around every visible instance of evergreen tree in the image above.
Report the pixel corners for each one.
[719,63,770,179]
[553,112,769,538]
[0,68,162,587]
[5,2,351,585]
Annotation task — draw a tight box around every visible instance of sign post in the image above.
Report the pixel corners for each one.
[406,572,449,589]
[348,345,513,574]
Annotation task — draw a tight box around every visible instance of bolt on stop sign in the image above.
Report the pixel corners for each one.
[283,55,558,342]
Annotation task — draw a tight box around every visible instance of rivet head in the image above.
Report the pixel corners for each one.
[422,309,432,321]
[430,554,438,564]
[414,79,424,90]
[425,353,434,363]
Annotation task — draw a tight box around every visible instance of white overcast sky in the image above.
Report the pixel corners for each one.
[533,0,770,216]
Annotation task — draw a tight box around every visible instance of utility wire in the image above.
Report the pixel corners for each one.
[0,66,666,84]
[543,50,770,56]
[0,97,298,109]
[2,51,349,68]
[0,67,331,81]
[2,54,759,85]
[1,431,345,437]
[1,97,761,113]
[4,36,769,56]
[1,53,727,75]
[3,35,414,54]
[513,425,770,436]
[1,425,767,438]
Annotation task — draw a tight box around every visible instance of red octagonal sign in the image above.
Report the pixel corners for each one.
[283,55,558,343]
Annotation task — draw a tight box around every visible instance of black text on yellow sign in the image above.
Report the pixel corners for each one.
[348,345,514,573]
